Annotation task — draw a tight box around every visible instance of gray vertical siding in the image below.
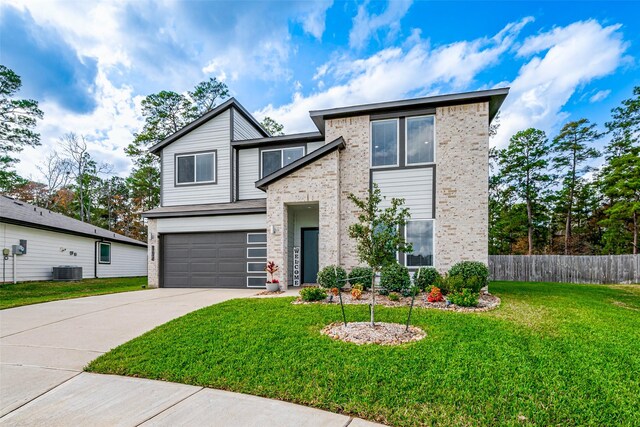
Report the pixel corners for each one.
[489,255,640,284]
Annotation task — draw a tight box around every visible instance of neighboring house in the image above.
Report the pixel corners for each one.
[0,196,147,282]
[144,88,509,289]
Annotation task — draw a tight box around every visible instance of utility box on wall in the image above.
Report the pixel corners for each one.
[12,240,27,255]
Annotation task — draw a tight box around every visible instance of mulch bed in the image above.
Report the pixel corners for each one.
[255,290,285,296]
[321,321,426,345]
[294,290,501,312]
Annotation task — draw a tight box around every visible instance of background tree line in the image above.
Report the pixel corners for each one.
[490,86,639,255]
[1,65,281,241]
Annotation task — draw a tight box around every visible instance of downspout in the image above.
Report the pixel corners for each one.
[13,254,16,284]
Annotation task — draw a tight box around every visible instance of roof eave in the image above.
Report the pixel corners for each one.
[142,207,266,219]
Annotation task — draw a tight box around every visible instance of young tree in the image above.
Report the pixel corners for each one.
[0,65,43,191]
[260,116,285,136]
[551,119,602,254]
[348,184,412,326]
[497,128,552,255]
[605,86,639,159]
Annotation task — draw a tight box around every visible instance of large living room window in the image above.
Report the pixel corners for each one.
[405,220,434,267]
[406,115,435,164]
[371,119,398,167]
[176,151,216,185]
[261,147,305,178]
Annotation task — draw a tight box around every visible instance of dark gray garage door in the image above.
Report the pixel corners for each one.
[161,231,267,288]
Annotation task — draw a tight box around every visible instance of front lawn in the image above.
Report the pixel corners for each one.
[0,276,148,309]
[86,281,640,426]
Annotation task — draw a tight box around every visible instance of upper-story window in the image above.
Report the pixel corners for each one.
[371,119,399,167]
[176,151,216,185]
[406,116,435,165]
[261,147,305,178]
[371,115,435,167]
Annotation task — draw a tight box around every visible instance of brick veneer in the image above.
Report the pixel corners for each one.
[434,101,489,272]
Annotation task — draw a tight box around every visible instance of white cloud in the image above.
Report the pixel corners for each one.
[589,89,611,103]
[20,70,143,181]
[298,1,333,40]
[255,17,533,132]
[494,20,628,148]
[349,0,413,49]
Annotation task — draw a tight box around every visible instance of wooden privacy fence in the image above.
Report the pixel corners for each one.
[489,255,640,284]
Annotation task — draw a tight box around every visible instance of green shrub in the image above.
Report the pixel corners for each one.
[348,266,373,289]
[299,287,327,302]
[437,274,465,294]
[448,261,489,292]
[388,292,400,301]
[413,267,441,291]
[380,263,411,292]
[378,288,390,296]
[447,288,479,307]
[316,265,348,289]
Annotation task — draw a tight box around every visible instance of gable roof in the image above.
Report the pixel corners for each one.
[149,98,269,154]
[0,195,146,247]
[255,136,346,191]
[309,87,509,133]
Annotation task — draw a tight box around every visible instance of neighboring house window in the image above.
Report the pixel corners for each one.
[406,115,435,164]
[176,152,216,185]
[98,242,111,264]
[261,147,305,178]
[371,119,399,167]
[405,220,434,267]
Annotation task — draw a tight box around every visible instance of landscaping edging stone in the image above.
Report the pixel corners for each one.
[321,321,426,345]
[294,290,501,312]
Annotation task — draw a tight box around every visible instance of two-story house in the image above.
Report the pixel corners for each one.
[143,88,509,289]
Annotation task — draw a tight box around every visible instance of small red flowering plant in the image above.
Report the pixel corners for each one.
[427,286,444,303]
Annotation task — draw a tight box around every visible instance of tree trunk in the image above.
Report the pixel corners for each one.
[565,149,577,255]
[526,198,533,255]
[370,269,376,327]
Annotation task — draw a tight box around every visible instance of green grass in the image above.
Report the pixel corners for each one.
[0,276,148,309]
[86,281,640,426]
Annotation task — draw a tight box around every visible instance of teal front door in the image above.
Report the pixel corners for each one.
[302,228,319,284]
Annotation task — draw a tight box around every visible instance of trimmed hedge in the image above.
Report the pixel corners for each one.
[348,266,373,290]
[448,261,489,293]
[380,263,411,292]
[317,265,348,289]
[413,267,441,291]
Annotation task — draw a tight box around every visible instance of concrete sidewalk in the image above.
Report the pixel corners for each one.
[0,288,382,426]
[0,372,381,426]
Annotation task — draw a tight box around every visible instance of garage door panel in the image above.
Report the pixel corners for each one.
[162,230,266,288]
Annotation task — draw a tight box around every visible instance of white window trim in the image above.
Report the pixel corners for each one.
[247,276,267,288]
[404,219,435,268]
[175,152,216,185]
[247,262,267,273]
[247,233,267,244]
[405,115,436,166]
[98,242,111,265]
[261,146,306,178]
[247,247,267,258]
[370,118,400,169]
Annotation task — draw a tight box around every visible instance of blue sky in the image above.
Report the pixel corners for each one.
[2,0,639,178]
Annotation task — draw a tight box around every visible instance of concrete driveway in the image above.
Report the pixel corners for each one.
[0,288,381,426]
